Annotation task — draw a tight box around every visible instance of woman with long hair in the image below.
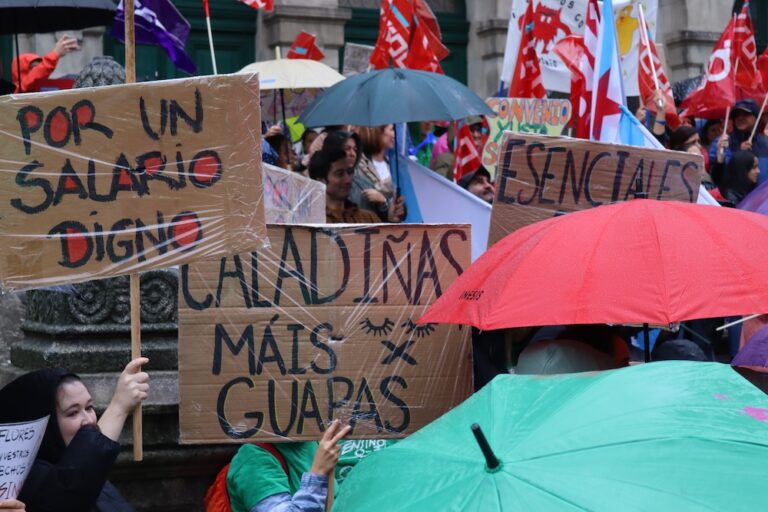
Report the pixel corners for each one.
[353,125,398,221]
[715,150,760,206]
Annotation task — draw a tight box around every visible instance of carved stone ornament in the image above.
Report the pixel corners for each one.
[23,270,178,336]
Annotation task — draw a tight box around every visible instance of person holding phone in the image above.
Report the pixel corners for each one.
[11,35,80,93]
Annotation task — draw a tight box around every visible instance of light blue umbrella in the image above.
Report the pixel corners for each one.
[296,67,493,128]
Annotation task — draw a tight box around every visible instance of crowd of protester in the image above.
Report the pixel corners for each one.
[3,40,767,512]
[637,96,766,206]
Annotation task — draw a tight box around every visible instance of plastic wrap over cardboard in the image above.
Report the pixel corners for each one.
[262,164,325,224]
[489,132,704,246]
[0,74,267,290]
[481,97,572,178]
[178,223,473,443]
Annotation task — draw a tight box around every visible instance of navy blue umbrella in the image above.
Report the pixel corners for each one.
[297,67,493,128]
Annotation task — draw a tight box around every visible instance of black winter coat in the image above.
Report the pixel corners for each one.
[0,369,134,512]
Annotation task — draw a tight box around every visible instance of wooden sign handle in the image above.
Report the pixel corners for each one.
[125,0,142,462]
[130,273,143,461]
[125,0,136,84]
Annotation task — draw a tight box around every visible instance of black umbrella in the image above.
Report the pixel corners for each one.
[0,0,117,35]
[672,75,703,105]
[0,0,117,92]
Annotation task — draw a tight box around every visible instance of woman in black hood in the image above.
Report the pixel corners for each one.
[0,358,149,512]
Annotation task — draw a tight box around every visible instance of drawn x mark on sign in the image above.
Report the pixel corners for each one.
[380,340,417,365]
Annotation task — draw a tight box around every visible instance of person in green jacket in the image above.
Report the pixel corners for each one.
[227,420,351,512]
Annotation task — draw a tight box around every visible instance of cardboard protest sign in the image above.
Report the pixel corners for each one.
[342,43,375,77]
[0,416,48,499]
[263,164,325,224]
[179,224,473,443]
[489,133,703,246]
[0,75,266,290]
[482,97,572,177]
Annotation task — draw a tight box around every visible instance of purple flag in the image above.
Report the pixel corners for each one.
[112,0,197,74]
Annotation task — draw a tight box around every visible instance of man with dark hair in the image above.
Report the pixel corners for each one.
[309,151,382,224]
[458,166,495,204]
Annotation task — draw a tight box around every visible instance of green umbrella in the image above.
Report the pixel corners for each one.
[333,362,768,511]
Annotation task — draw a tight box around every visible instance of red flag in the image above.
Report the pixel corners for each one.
[238,0,274,11]
[681,17,737,119]
[733,1,765,101]
[369,1,392,69]
[369,0,413,69]
[508,0,545,99]
[453,122,483,182]
[286,32,325,60]
[638,12,681,130]
[405,17,444,73]
[758,46,768,94]
[412,0,448,60]
[553,35,586,135]
[569,0,599,139]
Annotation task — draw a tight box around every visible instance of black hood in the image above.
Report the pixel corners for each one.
[0,368,77,463]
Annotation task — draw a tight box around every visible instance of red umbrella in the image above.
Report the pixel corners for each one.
[419,199,768,330]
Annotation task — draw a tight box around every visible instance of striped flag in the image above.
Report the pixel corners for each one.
[637,7,680,129]
[590,0,624,142]
[577,0,599,139]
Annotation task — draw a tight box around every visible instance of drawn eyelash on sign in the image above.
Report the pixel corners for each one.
[402,319,436,338]
[360,318,394,336]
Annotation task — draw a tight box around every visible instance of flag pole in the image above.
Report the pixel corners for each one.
[123,0,143,463]
[637,5,660,94]
[203,0,218,74]
[748,93,768,143]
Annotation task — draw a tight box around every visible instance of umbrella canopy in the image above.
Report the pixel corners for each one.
[334,361,768,512]
[238,58,344,90]
[419,199,768,330]
[0,0,116,34]
[297,67,494,128]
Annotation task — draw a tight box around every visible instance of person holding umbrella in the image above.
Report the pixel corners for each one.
[11,34,80,93]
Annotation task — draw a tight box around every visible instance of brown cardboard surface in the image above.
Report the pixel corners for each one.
[489,133,704,246]
[179,223,473,443]
[0,74,266,289]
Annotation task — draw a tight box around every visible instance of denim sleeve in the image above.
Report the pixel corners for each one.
[251,473,328,512]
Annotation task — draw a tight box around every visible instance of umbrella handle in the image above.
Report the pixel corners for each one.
[471,423,501,471]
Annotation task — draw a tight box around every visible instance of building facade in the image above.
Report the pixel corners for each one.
[2,0,752,96]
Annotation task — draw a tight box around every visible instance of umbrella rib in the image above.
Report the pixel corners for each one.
[499,470,594,511]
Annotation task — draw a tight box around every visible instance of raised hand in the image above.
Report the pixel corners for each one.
[310,420,352,477]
